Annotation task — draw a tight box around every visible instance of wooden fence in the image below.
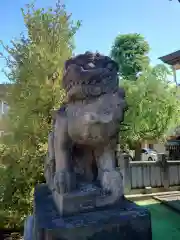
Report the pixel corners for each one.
[119,153,180,194]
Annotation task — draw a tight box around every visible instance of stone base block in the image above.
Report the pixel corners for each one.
[30,184,152,240]
[52,182,120,216]
[52,183,101,216]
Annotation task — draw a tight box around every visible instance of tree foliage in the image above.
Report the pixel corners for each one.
[111,33,150,80]
[120,66,180,156]
[0,1,80,228]
[110,33,178,159]
[150,64,172,82]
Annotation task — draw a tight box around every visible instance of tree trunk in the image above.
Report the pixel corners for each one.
[134,142,141,161]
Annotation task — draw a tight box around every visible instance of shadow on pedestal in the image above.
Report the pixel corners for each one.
[24,184,152,240]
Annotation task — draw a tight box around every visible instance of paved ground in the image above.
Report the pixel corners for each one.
[154,192,180,214]
[136,199,180,240]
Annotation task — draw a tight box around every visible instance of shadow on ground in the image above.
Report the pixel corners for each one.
[136,199,180,240]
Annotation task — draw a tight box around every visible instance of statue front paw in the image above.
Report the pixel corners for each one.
[102,170,123,199]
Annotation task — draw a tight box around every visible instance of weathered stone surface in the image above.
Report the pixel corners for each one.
[32,184,152,240]
[62,52,119,101]
[52,183,101,216]
[66,91,126,145]
[44,52,127,215]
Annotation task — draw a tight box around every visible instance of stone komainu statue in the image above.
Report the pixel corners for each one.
[44,52,127,211]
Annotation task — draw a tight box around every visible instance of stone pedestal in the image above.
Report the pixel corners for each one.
[26,184,152,240]
[52,183,101,216]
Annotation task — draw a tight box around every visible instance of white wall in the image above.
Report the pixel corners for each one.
[153,143,165,153]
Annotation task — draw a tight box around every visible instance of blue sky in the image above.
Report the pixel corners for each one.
[0,0,180,82]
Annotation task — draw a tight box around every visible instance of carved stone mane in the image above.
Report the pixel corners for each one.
[62,51,119,101]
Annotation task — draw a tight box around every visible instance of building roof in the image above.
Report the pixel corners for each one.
[159,50,180,68]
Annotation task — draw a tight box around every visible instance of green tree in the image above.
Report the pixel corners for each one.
[0,1,80,228]
[150,63,172,81]
[111,33,150,80]
[120,67,180,160]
